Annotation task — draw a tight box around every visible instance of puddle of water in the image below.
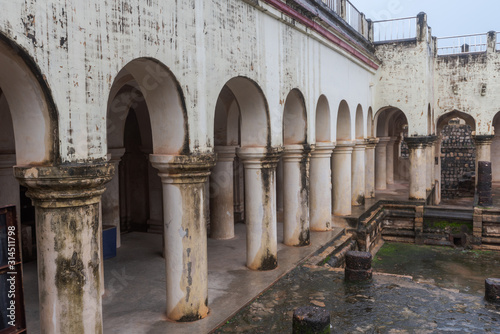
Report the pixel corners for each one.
[216,245,500,334]
[373,243,500,295]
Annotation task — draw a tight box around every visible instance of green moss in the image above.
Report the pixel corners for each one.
[424,219,472,233]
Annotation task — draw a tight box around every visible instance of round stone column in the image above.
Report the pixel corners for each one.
[310,142,335,231]
[283,144,312,246]
[364,138,379,198]
[405,137,428,200]
[149,154,215,322]
[386,137,397,185]
[237,147,282,270]
[352,140,366,206]
[209,146,237,240]
[14,163,114,334]
[332,142,354,216]
[425,137,436,191]
[473,135,494,185]
[102,148,125,248]
[375,137,390,190]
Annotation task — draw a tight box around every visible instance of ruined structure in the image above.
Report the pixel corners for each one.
[0,0,499,333]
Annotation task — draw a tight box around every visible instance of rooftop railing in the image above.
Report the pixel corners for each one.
[437,33,488,55]
[372,17,417,42]
[345,1,362,33]
[319,0,369,38]
[321,0,339,14]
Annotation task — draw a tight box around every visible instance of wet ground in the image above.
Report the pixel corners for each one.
[373,243,500,295]
[215,243,500,333]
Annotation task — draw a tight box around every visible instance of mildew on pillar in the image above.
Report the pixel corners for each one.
[364,138,379,198]
[283,144,312,247]
[15,163,114,334]
[150,154,215,322]
[352,140,366,206]
[237,147,282,271]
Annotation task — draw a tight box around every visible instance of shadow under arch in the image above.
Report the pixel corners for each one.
[283,88,307,145]
[336,100,351,141]
[355,104,364,139]
[374,107,408,137]
[0,33,59,165]
[315,95,331,142]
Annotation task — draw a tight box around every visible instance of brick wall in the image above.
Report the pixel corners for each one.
[440,123,476,198]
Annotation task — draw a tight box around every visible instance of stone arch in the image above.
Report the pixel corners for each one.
[315,95,331,142]
[336,100,351,141]
[355,104,364,139]
[0,35,58,165]
[220,76,271,148]
[436,110,476,134]
[283,89,307,145]
[367,107,373,138]
[107,58,189,155]
[374,107,408,137]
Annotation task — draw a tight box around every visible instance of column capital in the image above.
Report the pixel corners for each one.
[405,136,433,149]
[377,137,391,145]
[283,144,313,162]
[473,135,495,146]
[332,141,355,154]
[14,163,115,208]
[311,142,335,158]
[364,137,379,149]
[150,154,216,184]
[214,145,237,162]
[353,139,367,150]
[237,146,283,169]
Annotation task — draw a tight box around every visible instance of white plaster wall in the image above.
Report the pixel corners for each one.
[0,0,376,163]
[434,51,500,135]
[373,40,432,135]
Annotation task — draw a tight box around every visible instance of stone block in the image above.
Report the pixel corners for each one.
[292,306,330,334]
[345,251,372,270]
[485,278,500,304]
[345,268,373,281]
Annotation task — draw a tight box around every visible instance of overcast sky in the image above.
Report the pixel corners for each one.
[350,0,499,37]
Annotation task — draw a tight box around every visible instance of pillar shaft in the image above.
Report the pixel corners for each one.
[332,142,354,216]
[425,138,436,191]
[237,147,281,270]
[310,142,335,231]
[386,137,397,185]
[283,145,311,246]
[150,154,215,322]
[406,137,429,200]
[209,146,237,240]
[473,135,494,184]
[15,164,114,334]
[364,138,379,198]
[375,137,390,190]
[352,140,366,206]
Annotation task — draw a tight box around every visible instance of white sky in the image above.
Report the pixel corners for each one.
[350,0,499,37]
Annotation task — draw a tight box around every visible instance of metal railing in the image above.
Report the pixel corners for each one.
[321,0,339,14]
[345,1,362,33]
[437,33,487,55]
[372,17,417,42]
